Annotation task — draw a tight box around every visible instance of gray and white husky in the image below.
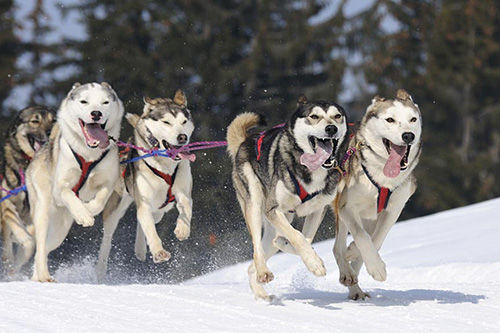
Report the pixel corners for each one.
[1,106,55,276]
[96,90,194,281]
[227,95,349,301]
[26,82,124,282]
[333,89,422,300]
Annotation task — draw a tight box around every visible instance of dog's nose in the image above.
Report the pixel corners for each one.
[91,111,102,121]
[325,125,338,137]
[177,134,188,144]
[402,132,415,144]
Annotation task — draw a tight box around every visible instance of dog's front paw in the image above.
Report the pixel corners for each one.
[174,221,190,241]
[73,207,95,227]
[339,267,358,286]
[85,201,102,216]
[303,254,326,277]
[365,255,387,282]
[257,271,274,284]
[153,249,171,263]
[345,241,361,261]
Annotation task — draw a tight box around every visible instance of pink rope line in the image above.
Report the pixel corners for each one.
[116,140,228,164]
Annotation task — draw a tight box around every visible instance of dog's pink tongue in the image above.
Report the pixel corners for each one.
[178,152,196,162]
[86,123,110,149]
[383,142,406,178]
[300,147,330,171]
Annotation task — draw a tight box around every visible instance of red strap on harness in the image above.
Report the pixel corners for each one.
[256,134,265,161]
[378,187,390,213]
[71,149,109,197]
[143,161,177,209]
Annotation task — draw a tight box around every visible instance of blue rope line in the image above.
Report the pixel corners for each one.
[0,184,27,204]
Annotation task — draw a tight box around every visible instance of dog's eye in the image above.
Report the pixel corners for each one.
[386,117,395,123]
[310,115,319,120]
[163,120,171,125]
[30,120,40,124]
[410,117,417,123]
[182,120,187,125]
[80,100,88,104]
[334,114,342,119]
[103,101,109,105]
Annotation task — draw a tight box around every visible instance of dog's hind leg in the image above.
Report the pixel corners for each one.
[1,222,15,275]
[240,164,274,284]
[134,222,147,262]
[347,259,369,301]
[266,208,326,277]
[12,223,35,276]
[333,210,358,288]
[96,192,132,282]
[31,201,54,282]
[274,208,326,255]
[248,218,279,301]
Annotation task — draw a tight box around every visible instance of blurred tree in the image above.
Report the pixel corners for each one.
[0,0,19,114]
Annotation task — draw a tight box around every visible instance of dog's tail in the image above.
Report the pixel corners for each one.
[226,112,264,159]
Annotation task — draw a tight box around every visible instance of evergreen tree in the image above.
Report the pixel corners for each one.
[0,0,19,114]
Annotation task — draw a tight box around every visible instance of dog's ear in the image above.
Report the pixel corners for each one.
[396,89,411,101]
[297,94,308,106]
[372,95,385,104]
[101,82,112,89]
[173,89,187,107]
[125,113,140,128]
[143,96,157,105]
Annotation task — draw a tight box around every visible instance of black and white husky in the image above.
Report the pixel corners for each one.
[96,90,195,281]
[333,89,422,300]
[227,95,349,301]
[26,82,124,282]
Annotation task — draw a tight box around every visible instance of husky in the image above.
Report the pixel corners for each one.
[25,82,124,282]
[96,90,195,281]
[227,95,349,301]
[1,106,55,276]
[332,89,422,300]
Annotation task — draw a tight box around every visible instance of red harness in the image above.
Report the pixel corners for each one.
[143,162,178,209]
[361,164,392,213]
[71,149,109,197]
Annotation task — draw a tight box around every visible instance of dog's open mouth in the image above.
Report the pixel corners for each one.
[79,119,109,149]
[28,135,46,152]
[301,136,338,171]
[162,139,196,162]
[382,138,411,178]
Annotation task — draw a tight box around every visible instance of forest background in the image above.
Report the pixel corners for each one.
[1,0,498,282]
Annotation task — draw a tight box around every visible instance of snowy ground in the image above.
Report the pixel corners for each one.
[1,198,500,332]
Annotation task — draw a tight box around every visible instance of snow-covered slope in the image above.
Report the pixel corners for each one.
[1,199,500,332]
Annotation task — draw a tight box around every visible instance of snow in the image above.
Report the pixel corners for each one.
[1,198,500,332]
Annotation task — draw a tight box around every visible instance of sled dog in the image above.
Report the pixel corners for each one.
[96,90,194,281]
[1,106,55,275]
[227,95,349,301]
[332,89,422,300]
[26,82,124,282]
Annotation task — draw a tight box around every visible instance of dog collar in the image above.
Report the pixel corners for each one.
[71,148,110,197]
[361,164,392,214]
[143,161,178,209]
